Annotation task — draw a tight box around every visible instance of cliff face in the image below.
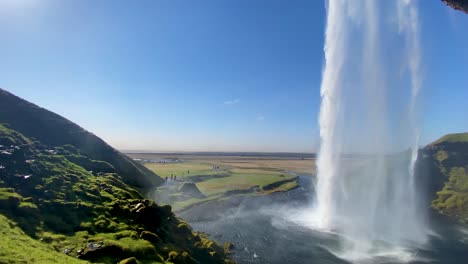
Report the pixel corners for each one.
[424,133,468,223]
[442,0,468,13]
[0,88,163,189]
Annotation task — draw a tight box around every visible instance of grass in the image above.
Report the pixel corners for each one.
[220,159,315,176]
[144,162,223,179]
[431,132,468,145]
[196,171,290,195]
[0,214,86,264]
[0,123,230,264]
[140,155,310,210]
[262,180,299,195]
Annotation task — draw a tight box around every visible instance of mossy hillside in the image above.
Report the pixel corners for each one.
[0,88,163,189]
[432,167,468,223]
[0,214,85,264]
[426,132,468,223]
[0,124,232,263]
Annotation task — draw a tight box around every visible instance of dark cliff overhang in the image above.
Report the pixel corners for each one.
[442,0,468,14]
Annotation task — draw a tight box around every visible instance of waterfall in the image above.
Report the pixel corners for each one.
[314,0,427,259]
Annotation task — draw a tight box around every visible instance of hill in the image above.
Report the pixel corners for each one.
[430,133,468,145]
[0,89,232,264]
[0,88,163,189]
[425,132,468,223]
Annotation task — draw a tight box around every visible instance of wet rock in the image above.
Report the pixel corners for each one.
[133,203,144,212]
[86,241,103,251]
[442,0,468,13]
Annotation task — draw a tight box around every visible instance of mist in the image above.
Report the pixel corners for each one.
[313,0,428,260]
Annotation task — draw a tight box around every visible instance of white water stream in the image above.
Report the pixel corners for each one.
[313,0,427,261]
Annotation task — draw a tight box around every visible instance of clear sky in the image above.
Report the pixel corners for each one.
[0,0,467,152]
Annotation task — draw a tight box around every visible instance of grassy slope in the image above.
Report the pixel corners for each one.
[428,132,468,223]
[0,214,86,264]
[0,124,231,264]
[0,88,163,189]
[431,133,468,145]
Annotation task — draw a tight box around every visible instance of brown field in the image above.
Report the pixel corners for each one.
[127,153,316,176]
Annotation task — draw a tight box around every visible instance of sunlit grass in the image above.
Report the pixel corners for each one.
[145,156,305,210]
[145,162,223,179]
[0,215,86,264]
[432,132,468,145]
[196,172,290,195]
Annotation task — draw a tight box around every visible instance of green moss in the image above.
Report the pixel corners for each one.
[0,188,22,209]
[166,251,199,264]
[436,150,449,162]
[114,230,139,240]
[432,167,468,223]
[0,122,230,264]
[0,214,85,264]
[108,237,157,256]
[118,257,140,264]
[140,231,161,243]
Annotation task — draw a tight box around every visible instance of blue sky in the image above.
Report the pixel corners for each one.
[0,0,467,152]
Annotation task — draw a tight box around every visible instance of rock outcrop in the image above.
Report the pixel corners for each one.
[442,0,468,13]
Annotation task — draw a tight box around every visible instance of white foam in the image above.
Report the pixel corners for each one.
[313,0,428,261]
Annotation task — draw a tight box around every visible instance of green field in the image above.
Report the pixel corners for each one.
[145,162,224,179]
[131,154,315,211]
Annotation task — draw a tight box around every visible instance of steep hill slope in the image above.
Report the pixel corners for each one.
[0,89,232,263]
[0,123,230,264]
[425,132,468,223]
[0,88,163,189]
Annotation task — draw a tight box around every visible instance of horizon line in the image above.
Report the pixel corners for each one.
[120,150,317,155]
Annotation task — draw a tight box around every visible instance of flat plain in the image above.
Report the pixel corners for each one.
[126,153,316,210]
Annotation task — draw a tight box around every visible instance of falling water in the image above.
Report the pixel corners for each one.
[314,0,427,260]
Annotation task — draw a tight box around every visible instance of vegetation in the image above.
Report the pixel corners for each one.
[140,156,306,211]
[0,88,163,189]
[0,121,232,263]
[0,214,85,264]
[427,132,468,223]
[432,167,468,222]
[430,133,468,145]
